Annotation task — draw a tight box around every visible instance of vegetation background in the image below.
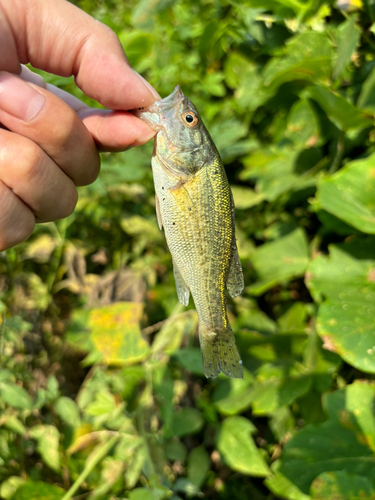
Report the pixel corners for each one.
[1,0,375,498]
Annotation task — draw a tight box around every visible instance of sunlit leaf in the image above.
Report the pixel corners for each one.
[29,425,60,472]
[310,471,375,499]
[316,153,375,234]
[306,240,375,373]
[11,481,64,500]
[217,416,270,476]
[67,302,149,365]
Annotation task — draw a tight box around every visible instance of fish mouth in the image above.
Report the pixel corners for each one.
[134,85,184,131]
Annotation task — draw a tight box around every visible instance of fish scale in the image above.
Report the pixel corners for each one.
[137,86,244,379]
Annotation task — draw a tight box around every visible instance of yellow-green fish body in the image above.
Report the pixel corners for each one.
[138,86,243,379]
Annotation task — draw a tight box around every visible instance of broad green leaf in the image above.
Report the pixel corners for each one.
[263,32,333,92]
[251,374,312,415]
[333,16,361,80]
[67,302,149,365]
[165,408,204,438]
[217,416,270,476]
[129,488,157,500]
[241,146,323,201]
[310,471,375,499]
[248,228,309,295]
[306,241,375,373]
[306,86,372,130]
[213,375,255,416]
[55,396,81,428]
[316,153,375,234]
[286,99,321,147]
[171,348,204,375]
[231,186,265,209]
[187,446,210,488]
[279,381,375,493]
[29,425,60,471]
[0,381,32,410]
[11,481,64,500]
[265,461,312,500]
[164,440,187,461]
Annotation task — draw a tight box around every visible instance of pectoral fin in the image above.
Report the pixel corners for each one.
[173,260,190,306]
[155,193,163,230]
[226,244,244,298]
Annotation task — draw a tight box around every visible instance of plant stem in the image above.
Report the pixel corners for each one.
[61,430,121,500]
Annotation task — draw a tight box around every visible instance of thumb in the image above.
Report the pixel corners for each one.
[0,0,158,110]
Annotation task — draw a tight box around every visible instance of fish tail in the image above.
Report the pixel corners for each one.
[199,327,243,379]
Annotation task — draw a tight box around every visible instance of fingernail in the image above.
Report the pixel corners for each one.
[0,73,46,122]
[132,70,161,101]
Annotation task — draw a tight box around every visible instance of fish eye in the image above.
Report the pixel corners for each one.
[182,111,199,127]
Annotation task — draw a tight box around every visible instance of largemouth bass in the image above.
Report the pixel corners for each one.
[137,86,244,379]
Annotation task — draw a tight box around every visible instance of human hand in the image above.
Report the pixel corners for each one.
[0,0,159,251]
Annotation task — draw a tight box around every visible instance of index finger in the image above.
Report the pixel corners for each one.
[0,0,158,110]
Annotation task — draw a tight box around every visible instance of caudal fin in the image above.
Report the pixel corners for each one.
[199,327,243,379]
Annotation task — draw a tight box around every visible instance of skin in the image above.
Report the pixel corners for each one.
[0,0,160,251]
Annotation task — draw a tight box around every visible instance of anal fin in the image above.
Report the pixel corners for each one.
[173,260,190,306]
[226,243,244,298]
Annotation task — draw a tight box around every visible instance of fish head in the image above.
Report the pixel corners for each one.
[136,86,214,177]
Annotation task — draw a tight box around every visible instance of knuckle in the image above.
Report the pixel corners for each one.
[12,141,42,182]
[0,182,35,250]
[51,111,77,150]
[76,155,101,186]
[56,186,78,219]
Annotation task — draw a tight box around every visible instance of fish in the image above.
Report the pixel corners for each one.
[136,86,244,379]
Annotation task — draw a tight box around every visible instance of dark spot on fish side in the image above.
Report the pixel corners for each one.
[163,198,165,201]
[188,207,191,211]
[172,222,176,225]
[162,186,164,190]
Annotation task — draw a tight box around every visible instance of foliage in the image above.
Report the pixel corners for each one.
[1,0,375,498]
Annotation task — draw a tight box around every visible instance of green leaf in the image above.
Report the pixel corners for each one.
[171,348,204,375]
[11,481,64,500]
[217,416,270,476]
[333,16,361,80]
[306,240,375,373]
[128,488,157,500]
[55,396,81,428]
[357,66,375,111]
[0,476,27,500]
[29,425,60,471]
[316,153,375,234]
[310,471,375,499]
[306,86,372,130]
[231,185,265,209]
[286,99,321,147]
[263,32,333,92]
[0,381,32,410]
[187,446,210,488]
[241,146,323,201]
[251,374,312,415]
[164,440,187,461]
[279,381,375,493]
[165,408,204,438]
[265,462,312,500]
[248,228,309,295]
